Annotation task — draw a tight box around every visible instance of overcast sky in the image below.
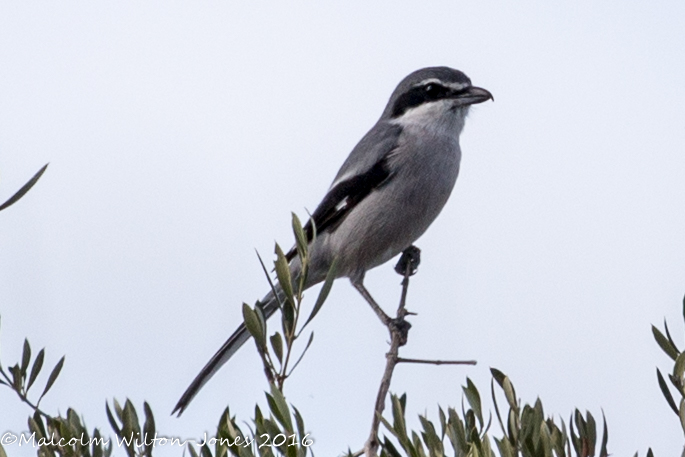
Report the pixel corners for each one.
[1,2,684,456]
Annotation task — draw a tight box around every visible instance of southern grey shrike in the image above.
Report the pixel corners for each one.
[173,66,492,415]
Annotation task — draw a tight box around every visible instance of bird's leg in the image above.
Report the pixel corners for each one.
[351,279,392,326]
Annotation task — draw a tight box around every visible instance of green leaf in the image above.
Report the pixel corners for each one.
[503,377,517,410]
[539,423,553,457]
[490,368,506,387]
[106,401,122,436]
[303,258,338,330]
[438,407,447,440]
[268,383,294,432]
[0,163,49,212]
[282,295,296,340]
[274,244,294,303]
[491,379,507,440]
[242,303,265,350]
[256,250,282,309]
[599,411,609,457]
[507,409,519,445]
[675,352,685,378]
[20,339,31,379]
[652,325,678,361]
[447,408,468,454]
[270,333,284,364]
[143,401,156,455]
[418,415,443,454]
[291,213,308,261]
[287,332,314,376]
[8,365,21,390]
[27,348,45,392]
[382,437,403,457]
[40,356,65,400]
[293,406,306,438]
[494,437,516,457]
[586,411,597,456]
[463,378,483,428]
[657,368,679,415]
[0,443,7,457]
[664,320,681,353]
[123,399,142,436]
[680,398,685,435]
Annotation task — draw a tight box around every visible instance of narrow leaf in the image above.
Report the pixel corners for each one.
[653,325,678,361]
[270,333,284,364]
[503,377,517,410]
[20,339,31,378]
[106,402,122,435]
[303,258,338,330]
[40,356,65,400]
[599,411,609,457]
[490,368,506,387]
[664,320,681,353]
[0,163,49,211]
[288,332,314,376]
[268,384,294,432]
[675,352,685,378]
[256,250,282,309]
[27,348,45,392]
[463,378,483,428]
[242,303,265,349]
[143,401,156,453]
[657,368,679,415]
[292,212,308,261]
[274,244,294,302]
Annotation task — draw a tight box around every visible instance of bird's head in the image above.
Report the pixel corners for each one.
[382,66,493,131]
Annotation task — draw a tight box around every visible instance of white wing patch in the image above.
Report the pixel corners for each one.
[335,197,349,212]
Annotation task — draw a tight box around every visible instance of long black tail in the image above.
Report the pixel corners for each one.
[172,293,279,416]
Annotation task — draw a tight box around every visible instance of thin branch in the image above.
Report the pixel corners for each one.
[396,357,477,366]
[363,259,413,457]
[11,387,52,420]
[362,245,476,457]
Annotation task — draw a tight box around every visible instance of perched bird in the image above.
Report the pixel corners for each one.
[173,66,492,416]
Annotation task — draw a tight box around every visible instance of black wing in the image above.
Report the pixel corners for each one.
[285,154,394,262]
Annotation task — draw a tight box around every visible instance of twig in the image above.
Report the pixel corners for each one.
[397,357,477,366]
[362,245,475,457]
[363,250,415,457]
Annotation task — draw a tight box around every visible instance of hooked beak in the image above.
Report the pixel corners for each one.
[453,86,494,106]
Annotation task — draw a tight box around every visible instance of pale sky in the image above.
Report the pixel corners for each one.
[1,2,685,456]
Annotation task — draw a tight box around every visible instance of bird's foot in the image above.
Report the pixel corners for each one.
[394,245,421,277]
[389,316,412,346]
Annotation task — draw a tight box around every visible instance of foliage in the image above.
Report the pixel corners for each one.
[377,371,609,457]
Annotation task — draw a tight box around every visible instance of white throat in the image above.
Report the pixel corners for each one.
[391,99,467,135]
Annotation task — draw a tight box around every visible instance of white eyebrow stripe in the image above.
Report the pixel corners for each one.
[415,78,469,91]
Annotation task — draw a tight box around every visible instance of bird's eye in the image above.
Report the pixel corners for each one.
[425,84,434,92]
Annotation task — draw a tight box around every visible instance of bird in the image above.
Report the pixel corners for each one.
[173,66,492,416]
